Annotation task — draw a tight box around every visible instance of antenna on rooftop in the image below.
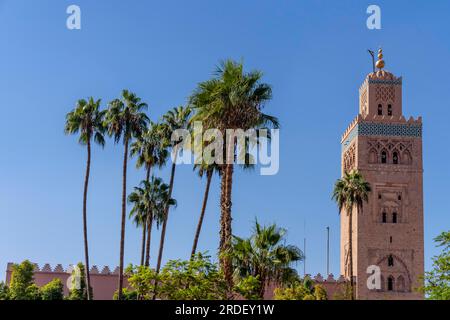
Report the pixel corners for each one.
[303,219,306,277]
[326,226,330,275]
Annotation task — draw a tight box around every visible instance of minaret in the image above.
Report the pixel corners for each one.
[340,49,424,300]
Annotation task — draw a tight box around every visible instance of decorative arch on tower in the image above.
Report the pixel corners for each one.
[376,254,412,292]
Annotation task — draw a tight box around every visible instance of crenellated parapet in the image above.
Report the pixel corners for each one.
[305,273,347,284]
[6,262,120,275]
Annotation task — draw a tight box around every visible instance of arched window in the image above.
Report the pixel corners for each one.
[378,104,383,116]
[381,151,387,164]
[397,276,406,292]
[393,212,398,224]
[393,152,399,164]
[388,255,394,267]
[388,104,393,116]
[387,276,395,291]
[390,236,393,243]
[382,212,387,223]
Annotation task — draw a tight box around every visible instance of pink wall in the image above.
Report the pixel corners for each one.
[5,263,127,300]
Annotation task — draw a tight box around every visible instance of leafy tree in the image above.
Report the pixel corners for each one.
[0,282,9,300]
[65,97,106,300]
[124,265,158,300]
[421,231,450,300]
[190,60,279,287]
[105,90,149,299]
[155,106,192,275]
[273,278,327,300]
[68,263,92,300]
[126,254,227,300]
[314,285,328,300]
[332,170,371,299]
[9,260,36,300]
[228,220,303,299]
[26,284,42,300]
[233,275,261,300]
[41,279,64,300]
[113,288,139,301]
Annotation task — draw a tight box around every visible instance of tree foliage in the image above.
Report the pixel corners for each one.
[228,220,303,299]
[125,254,228,300]
[41,279,64,300]
[273,277,328,300]
[0,282,9,300]
[233,275,262,300]
[68,263,92,300]
[9,260,36,300]
[421,231,450,300]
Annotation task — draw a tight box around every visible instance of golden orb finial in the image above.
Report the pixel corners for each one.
[375,48,385,69]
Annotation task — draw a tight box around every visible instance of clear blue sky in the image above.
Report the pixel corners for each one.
[1,0,449,279]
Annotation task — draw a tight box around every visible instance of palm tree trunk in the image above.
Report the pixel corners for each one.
[140,222,146,266]
[221,163,234,289]
[152,157,177,300]
[348,208,354,300]
[141,165,152,267]
[145,214,153,267]
[117,137,129,300]
[83,140,92,300]
[156,161,176,273]
[259,273,266,300]
[191,170,213,258]
[219,166,226,255]
[220,137,235,294]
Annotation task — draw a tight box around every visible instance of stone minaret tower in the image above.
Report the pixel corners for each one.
[340,49,424,300]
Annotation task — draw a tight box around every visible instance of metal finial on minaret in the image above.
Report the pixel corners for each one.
[375,48,385,69]
[368,49,375,73]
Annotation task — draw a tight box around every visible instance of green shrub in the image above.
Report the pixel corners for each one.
[41,279,64,300]
[9,260,36,300]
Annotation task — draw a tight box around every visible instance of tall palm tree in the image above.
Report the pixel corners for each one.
[65,97,106,300]
[130,123,168,266]
[128,177,175,268]
[190,60,278,287]
[229,220,303,299]
[155,106,192,274]
[105,90,149,300]
[332,169,371,299]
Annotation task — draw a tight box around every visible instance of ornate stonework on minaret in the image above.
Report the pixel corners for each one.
[340,49,424,300]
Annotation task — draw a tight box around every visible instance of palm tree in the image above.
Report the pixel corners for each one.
[128,177,175,268]
[130,123,168,266]
[131,122,169,182]
[65,97,106,300]
[332,169,371,299]
[105,90,149,300]
[190,60,278,286]
[229,220,303,299]
[155,106,192,274]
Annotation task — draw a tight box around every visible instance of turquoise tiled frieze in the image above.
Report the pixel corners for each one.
[342,121,422,152]
[368,77,402,85]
